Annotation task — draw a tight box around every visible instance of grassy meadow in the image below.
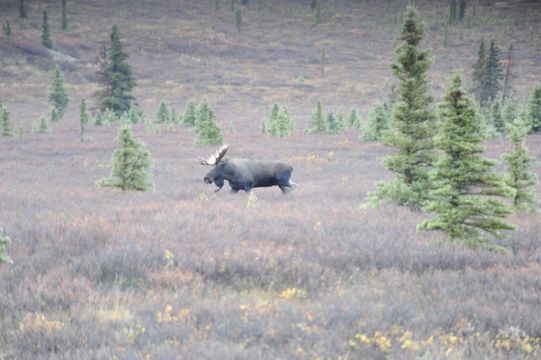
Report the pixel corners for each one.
[1,0,541,359]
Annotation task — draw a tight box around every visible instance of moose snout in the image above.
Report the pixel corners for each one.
[204,177,212,184]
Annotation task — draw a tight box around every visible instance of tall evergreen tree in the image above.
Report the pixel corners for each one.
[61,0,68,31]
[503,121,537,212]
[97,25,136,115]
[471,40,486,104]
[1,105,13,137]
[80,99,90,142]
[305,100,326,134]
[19,0,27,19]
[419,74,514,251]
[49,66,69,118]
[458,0,466,22]
[527,84,541,133]
[194,100,223,145]
[41,10,53,49]
[484,39,503,104]
[98,125,153,191]
[370,5,436,210]
[449,0,457,24]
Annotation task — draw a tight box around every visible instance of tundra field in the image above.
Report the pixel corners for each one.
[1,0,541,359]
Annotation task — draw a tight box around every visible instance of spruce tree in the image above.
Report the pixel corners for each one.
[527,84,541,133]
[370,5,436,210]
[98,125,153,191]
[348,108,362,130]
[33,116,50,134]
[41,10,53,49]
[1,105,13,137]
[449,0,457,24]
[419,74,514,251]
[503,121,537,212]
[262,103,280,134]
[97,25,136,115]
[471,40,486,105]
[235,9,243,32]
[458,0,466,22]
[127,101,144,124]
[61,0,68,31]
[325,111,344,135]
[0,235,13,265]
[305,100,326,134]
[263,104,293,137]
[80,99,90,142]
[484,39,503,104]
[181,100,197,126]
[490,101,505,135]
[194,100,223,145]
[3,21,12,37]
[156,102,171,123]
[49,66,69,118]
[363,102,390,141]
[19,0,27,19]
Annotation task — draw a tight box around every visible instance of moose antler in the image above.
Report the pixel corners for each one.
[199,144,229,165]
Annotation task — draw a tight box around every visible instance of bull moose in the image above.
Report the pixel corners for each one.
[200,145,296,194]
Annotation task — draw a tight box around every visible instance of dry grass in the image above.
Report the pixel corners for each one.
[1,0,541,359]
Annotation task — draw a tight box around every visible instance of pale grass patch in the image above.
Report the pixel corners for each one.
[19,312,64,333]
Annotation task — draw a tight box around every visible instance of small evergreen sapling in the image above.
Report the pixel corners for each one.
[41,10,53,49]
[49,66,69,118]
[363,102,390,141]
[419,74,514,251]
[348,108,362,130]
[235,9,243,32]
[127,101,144,124]
[156,102,172,124]
[325,111,344,135]
[194,100,223,145]
[305,100,326,134]
[503,122,537,212]
[263,104,294,137]
[98,125,154,191]
[1,105,13,137]
[33,116,50,134]
[80,99,90,142]
[181,100,197,127]
[3,21,12,37]
[527,84,541,133]
[0,235,13,265]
